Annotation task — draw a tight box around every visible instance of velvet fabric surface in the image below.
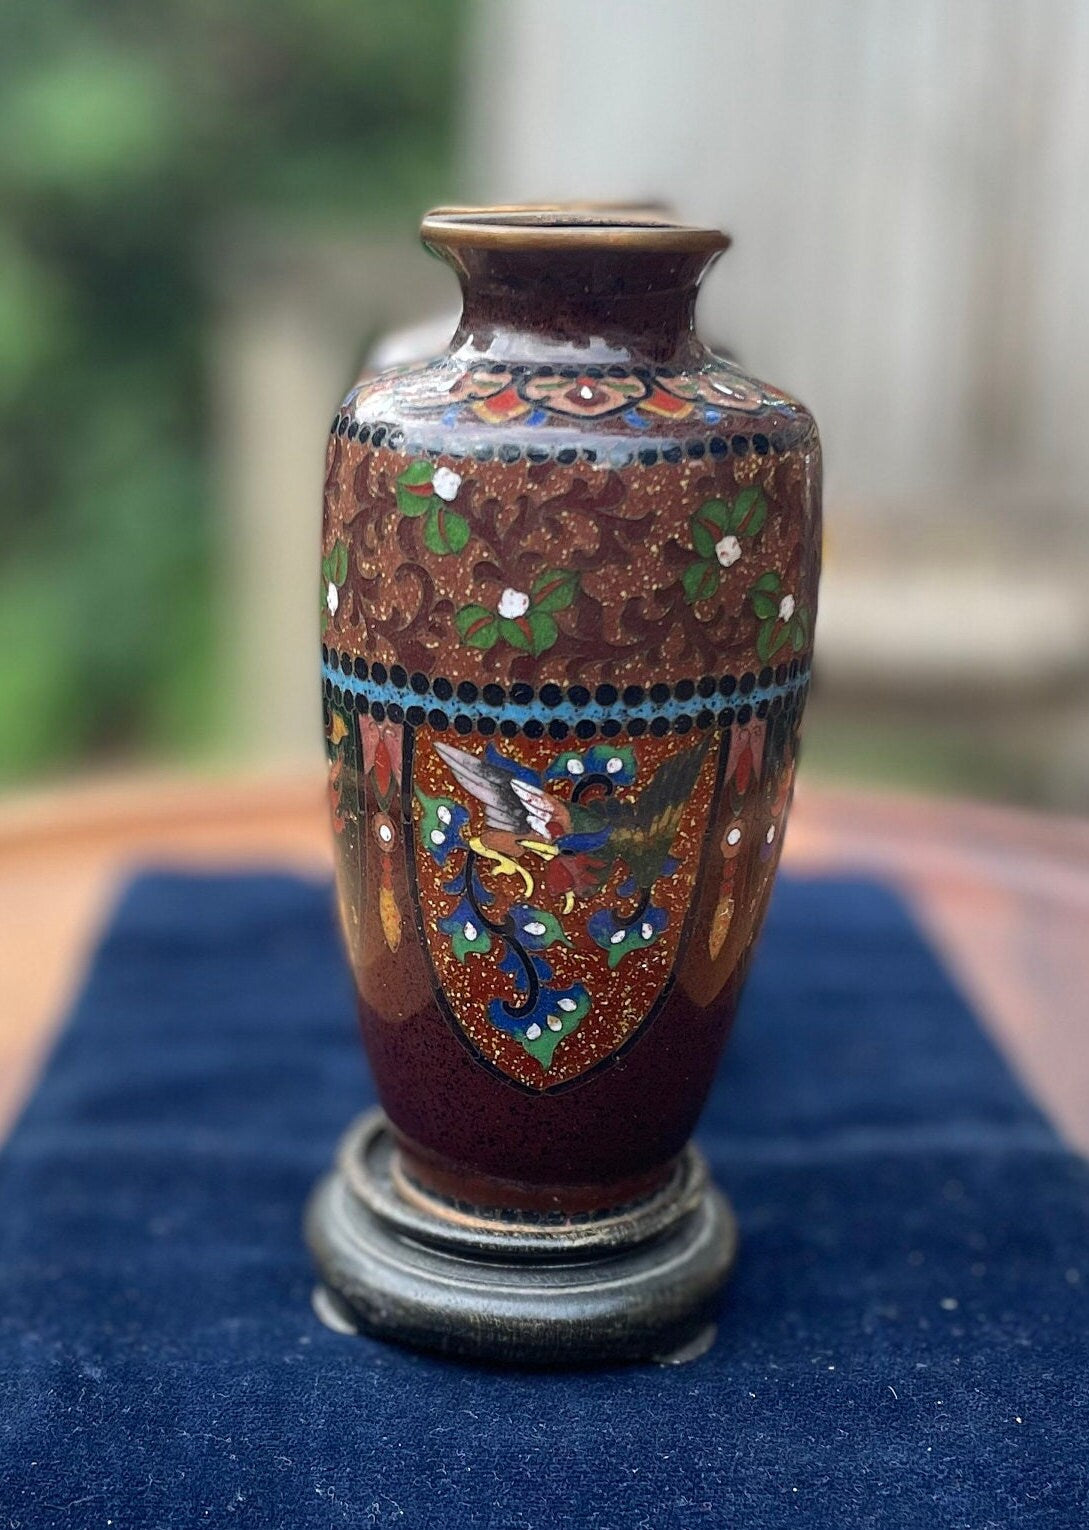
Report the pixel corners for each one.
[1,870,1086,1529]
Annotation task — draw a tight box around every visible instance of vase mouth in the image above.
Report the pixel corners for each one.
[421,205,730,258]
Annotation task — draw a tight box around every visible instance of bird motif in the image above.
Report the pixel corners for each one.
[433,737,709,908]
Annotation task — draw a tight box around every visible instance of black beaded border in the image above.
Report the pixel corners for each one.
[329,410,816,466]
[322,645,811,742]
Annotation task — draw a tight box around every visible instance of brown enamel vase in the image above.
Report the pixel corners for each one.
[306,207,821,1364]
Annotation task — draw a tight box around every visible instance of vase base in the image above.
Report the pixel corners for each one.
[304,1110,737,1366]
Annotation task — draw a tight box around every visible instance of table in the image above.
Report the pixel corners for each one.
[2,771,1086,1151]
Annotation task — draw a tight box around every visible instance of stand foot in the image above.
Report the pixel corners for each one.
[305,1111,737,1366]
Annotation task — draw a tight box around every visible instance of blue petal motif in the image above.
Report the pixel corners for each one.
[583,745,637,785]
[488,979,588,1038]
[545,745,637,789]
[423,801,470,866]
[623,409,651,430]
[588,902,670,967]
[484,741,539,788]
[510,907,557,950]
[467,862,494,905]
[555,827,612,855]
[498,944,554,988]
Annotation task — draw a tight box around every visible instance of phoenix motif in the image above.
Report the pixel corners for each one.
[433,736,710,912]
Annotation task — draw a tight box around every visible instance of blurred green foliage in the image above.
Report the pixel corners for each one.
[0,1,459,781]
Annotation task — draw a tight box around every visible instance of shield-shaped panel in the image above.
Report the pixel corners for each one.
[405,725,719,1091]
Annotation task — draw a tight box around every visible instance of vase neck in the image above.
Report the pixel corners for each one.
[420,208,729,369]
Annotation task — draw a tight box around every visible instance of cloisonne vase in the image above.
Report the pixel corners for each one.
[307,208,821,1363]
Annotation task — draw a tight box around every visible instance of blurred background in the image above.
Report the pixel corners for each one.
[2,0,1088,808]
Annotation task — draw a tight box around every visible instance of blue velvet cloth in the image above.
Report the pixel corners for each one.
[2,871,1087,1529]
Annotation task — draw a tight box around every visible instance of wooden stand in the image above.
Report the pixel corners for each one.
[305,1111,737,1366]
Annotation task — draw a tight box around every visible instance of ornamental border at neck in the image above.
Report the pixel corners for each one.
[334,357,817,458]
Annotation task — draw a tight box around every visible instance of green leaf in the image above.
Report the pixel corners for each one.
[521,909,569,947]
[526,609,558,655]
[498,609,559,656]
[498,615,533,651]
[519,991,590,1070]
[395,462,437,516]
[750,591,779,620]
[423,504,471,555]
[751,570,781,594]
[728,487,767,538]
[396,486,435,517]
[530,568,580,613]
[682,560,720,605]
[330,542,349,584]
[690,498,730,558]
[790,618,806,652]
[601,926,649,969]
[757,619,790,663]
[450,923,492,963]
[455,605,499,649]
[415,787,462,856]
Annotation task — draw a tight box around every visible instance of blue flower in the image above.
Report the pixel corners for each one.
[439,897,492,962]
[583,744,636,784]
[509,905,569,950]
[545,744,636,787]
[488,981,591,1071]
[418,795,469,866]
[588,902,669,968]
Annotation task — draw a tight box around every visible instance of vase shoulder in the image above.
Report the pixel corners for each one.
[324,351,820,695]
[338,349,818,455]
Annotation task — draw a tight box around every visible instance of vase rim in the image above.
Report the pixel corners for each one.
[421,205,730,258]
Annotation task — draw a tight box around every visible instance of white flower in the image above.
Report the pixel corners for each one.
[566,759,585,776]
[557,997,578,1012]
[325,581,339,615]
[498,587,530,619]
[431,466,462,501]
[463,920,478,941]
[778,593,796,621]
[429,829,445,846]
[546,1015,563,1031]
[526,1023,542,1040]
[605,757,624,775]
[524,920,547,936]
[715,534,742,568]
[640,921,654,941]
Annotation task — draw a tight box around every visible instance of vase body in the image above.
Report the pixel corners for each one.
[320,210,820,1224]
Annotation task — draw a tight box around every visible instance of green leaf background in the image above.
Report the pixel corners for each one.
[518,991,590,1071]
[531,568,579,613]
[683,560,720,604]
[423,503,470,555]
[455,605,499,649]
